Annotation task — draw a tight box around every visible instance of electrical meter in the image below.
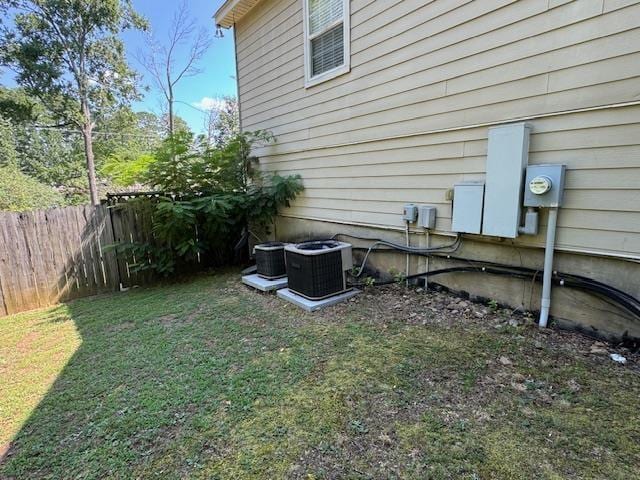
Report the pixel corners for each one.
[523,165,566,208]
[529,175,553,195]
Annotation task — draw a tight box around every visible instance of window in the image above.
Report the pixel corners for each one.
[303,0,350,87]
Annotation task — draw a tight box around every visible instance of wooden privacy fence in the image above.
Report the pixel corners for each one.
[0,203,155,316]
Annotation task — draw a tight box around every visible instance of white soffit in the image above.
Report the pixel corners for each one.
[215,0,263,28]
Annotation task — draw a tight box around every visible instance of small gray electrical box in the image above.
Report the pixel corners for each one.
[417,205,437,229]
[451,182,484,234]
[524,164,566,207]
[402,203,418,223]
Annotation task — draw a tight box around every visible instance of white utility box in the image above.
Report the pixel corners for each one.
[451,182,484,234]
[481,123,531,238]
[418,205,437,229]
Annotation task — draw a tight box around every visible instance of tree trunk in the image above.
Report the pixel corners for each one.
[81,102,99,205]
[168,86,174,136]
[82,125,99,205]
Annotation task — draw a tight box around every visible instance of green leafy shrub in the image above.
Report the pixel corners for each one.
[145,130,274,193]
[0,165,65,211]
[111,131,303,275]
[101,151,155,187]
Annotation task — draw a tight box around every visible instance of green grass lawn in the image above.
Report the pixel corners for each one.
[0,272,638,479]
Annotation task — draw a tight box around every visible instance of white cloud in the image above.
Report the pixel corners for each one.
[192,96,226,111]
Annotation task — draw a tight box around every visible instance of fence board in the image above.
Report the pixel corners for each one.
[100,205,120,291]
[0,216,17,312]
[32,209,57,306]
[109,202,131,288]
[20,211,48,309]
[0,203,157,316]
[47,207,73,301]
[62,207,82,300]
[5,214,36,311]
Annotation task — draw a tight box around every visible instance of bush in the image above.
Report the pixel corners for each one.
[0,165,65,211]
[145,130,273,194]
[111,131,303,275]
[101,151,155,187]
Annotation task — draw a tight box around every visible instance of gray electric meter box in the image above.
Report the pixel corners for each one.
[524,164,566,208]
[402,204,418,223]
[451,182,484,234]
[481,122,531,238]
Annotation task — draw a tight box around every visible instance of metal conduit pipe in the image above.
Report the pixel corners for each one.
[539,207,559,328]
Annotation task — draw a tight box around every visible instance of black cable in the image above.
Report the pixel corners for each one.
[333,233,461,277]
[348,258,640,321]
[336,232,640,320]
[351,246,640,308]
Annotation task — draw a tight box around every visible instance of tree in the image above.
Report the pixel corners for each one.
[0,85,36,124]
[137,0,210,136]
[93,106,160,160]
[0,114,19,167]
[162,113,191,137]
[100,151,155,187]
[95,108,195,189]
[13,124,86,196]
[145,130,274,195]
[203,96,239,148]
[0,114,67,211]
[0,86,87,202]
[0,0,147,205]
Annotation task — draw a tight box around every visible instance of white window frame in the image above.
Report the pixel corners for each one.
[302,0,350,88]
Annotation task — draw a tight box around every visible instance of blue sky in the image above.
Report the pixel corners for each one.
[125,0,237,133]
[1,0,237,134]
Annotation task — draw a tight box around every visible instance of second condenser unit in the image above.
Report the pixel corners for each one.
[284,241,353,300]
[254,242,287,279]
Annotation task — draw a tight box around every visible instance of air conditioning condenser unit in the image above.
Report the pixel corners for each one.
[284,240,353,300]
[254,242,287,280]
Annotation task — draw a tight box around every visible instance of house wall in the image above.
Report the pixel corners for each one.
[233,0,640,338]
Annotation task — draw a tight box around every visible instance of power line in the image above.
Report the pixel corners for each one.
[20,125,160,139]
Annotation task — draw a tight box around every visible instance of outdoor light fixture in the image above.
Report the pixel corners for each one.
[215,24,224,38]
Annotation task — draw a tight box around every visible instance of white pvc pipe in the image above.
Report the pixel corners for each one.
[405,221,410,287]
[425,229,430,290]
[539,208,559,328]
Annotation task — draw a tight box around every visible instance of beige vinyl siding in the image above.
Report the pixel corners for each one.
[239,0,624,113]
[234,0,640,259]
[262,106,640,257]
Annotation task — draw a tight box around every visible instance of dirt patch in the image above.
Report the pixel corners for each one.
[323,283,639,369]
[106,321,136,333]
[15,331,39,353]
[0,443,9,464]
[232,277,638,372]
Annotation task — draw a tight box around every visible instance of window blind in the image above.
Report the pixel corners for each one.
[309,0,343,36]
[311,24,344,76]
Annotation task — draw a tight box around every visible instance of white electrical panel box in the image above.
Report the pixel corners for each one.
[402,204,418,222]
[417,205,437,229]
[482,122,531,238]
[451,182,484,234]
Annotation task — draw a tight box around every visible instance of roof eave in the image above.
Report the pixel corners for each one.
[214,0,262,28]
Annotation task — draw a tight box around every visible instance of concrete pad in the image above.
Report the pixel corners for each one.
[242,274,288,292]
[277,288,360,312]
